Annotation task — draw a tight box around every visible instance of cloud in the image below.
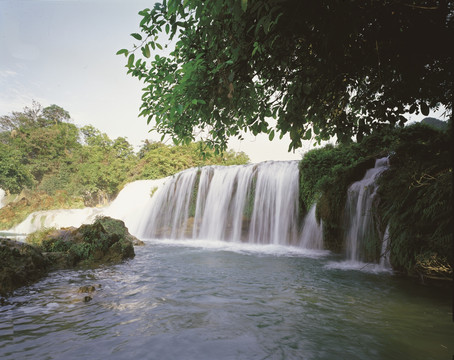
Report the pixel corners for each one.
[0,70,18,79]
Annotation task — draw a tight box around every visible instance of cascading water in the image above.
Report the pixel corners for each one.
[0,188,5,209]
[344,157,389,264]
[7,179,163,236]
[380,225,391,269]
[299,204,323,249]
[138,161,303,246]
[5,161,324,250]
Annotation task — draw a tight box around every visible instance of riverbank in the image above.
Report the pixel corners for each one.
[0,217,139,297]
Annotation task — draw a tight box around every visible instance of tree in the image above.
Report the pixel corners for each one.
[0,101,71,132]
[0,143,33,193]
[42,104,71,126]
[120,0,453,152]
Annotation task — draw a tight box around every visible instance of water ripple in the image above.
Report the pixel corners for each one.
[1,243,452,360]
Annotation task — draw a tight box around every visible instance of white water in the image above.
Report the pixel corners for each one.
[7,179,165,236]
[4,158,396,266]
[299,204,323,249]
[138,161,303,246]
[344,157,389,264]
[9,207,103,234]
[5,161,325,250]
[0,188,5,209]
[380,224,392,269]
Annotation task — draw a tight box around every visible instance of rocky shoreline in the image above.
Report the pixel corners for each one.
[0,216,143,297]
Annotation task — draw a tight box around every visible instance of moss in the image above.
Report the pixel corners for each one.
[25,217,135,269]
[243,171,257,219]
[188,168,201,218]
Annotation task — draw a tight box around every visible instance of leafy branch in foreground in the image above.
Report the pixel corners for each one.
[120,0,453,153]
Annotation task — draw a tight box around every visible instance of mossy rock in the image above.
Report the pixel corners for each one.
[0,217,138,297]
[30,216,136,268]
[0,238,50,296]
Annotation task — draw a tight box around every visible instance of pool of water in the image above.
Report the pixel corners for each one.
[1,240,452,360]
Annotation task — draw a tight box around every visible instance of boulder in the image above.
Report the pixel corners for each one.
[0,216,137,296]
[0,238,50,296]
[33,216,136,268]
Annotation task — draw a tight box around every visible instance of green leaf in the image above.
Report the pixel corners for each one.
[192,99,198,105]
[127,53,135,68]
[241,0,248,12]
[131,33,143,41]
[420,102,429,116]
[142,45,151,58]
[165,24,170,34]
[268,130,275,141]
[156,43,163,50]
[116,49,128,56]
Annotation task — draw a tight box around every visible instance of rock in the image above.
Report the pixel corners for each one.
[83,296,92,302]
[129,234,145,246]
[78,285,97,293]
[29,216,136,268]
[1,216,137,297]
[0,238,49,296]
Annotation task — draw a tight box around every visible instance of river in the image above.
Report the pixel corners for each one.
[1,239,452,360]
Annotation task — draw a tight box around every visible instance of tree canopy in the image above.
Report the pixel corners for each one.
[0,103,249,196]
[0,102,249,228]
[119,0,453,151]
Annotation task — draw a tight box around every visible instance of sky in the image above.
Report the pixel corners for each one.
[0,1,447,164]
[0,0,311,163]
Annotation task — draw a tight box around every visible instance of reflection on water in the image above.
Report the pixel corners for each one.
[1,240,452,360]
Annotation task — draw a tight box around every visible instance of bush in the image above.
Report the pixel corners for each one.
[377,124,452,274]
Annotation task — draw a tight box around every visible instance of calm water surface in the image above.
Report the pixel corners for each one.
[1,240,452,360]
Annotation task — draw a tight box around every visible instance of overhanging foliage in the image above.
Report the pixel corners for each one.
[120,0,453,152]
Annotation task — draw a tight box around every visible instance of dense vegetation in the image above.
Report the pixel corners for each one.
[0,102,249,229]
[299,120,452,278]
[120,0,453,152]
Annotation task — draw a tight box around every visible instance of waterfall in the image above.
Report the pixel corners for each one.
[0,188,5,209]
[7,179,162,236]
[299,204,323,249]
[103,178,168,233]
[379,225,391,269]
[344,157,389,263]
[138,161,302,246]
[5,161,325,250]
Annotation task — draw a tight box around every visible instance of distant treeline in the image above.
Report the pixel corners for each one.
[0,102,249,228]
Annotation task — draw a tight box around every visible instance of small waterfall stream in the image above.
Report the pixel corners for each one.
[299,204,323,249]
[343,157,390,267]
[0,188,5,209]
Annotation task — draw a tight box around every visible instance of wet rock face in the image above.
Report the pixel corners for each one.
[0,238,50,296]
[0,217,138,297]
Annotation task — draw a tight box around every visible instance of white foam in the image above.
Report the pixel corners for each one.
[142,237,330,258]
[325,260,393,274]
